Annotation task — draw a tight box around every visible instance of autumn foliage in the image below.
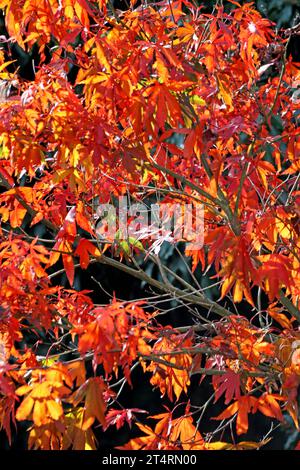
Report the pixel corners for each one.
[0,0,299,450]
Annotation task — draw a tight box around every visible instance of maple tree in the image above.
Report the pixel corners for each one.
[0,0,299,451]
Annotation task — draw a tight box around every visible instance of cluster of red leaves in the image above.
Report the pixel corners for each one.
[0,0,299,451]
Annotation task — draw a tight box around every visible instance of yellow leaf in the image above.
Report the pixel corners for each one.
[31,382,52,399]
[153,54,169,83]
[33,400,48,426]
[275,219,291,239]
[233,280,243,303]
[221,275,235,299]
[0,60,16,73]
[15,385,32,396]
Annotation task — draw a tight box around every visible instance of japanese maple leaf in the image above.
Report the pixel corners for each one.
[71,377,107,430]
[214,370,241,405]
[214,394,284,435]
[213,396,257,435]
[104,408,148,430]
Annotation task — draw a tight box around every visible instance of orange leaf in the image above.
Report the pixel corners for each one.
[15,396,34,422]
[62,253,75,286]
[214,396,258,435]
